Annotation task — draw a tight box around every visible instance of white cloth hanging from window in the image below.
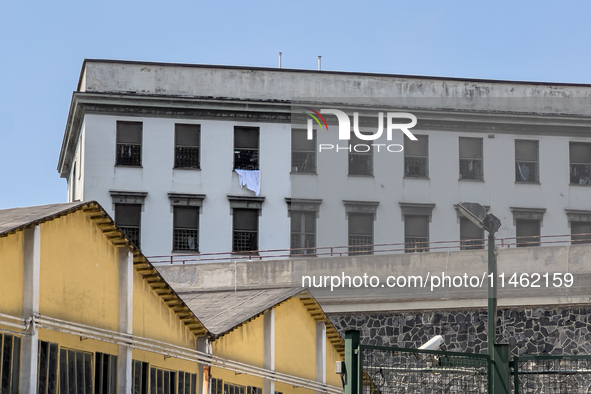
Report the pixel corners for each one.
[235,169,261,196]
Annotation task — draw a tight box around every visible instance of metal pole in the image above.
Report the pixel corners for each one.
[488,232,496,358]
[344,330,359,394]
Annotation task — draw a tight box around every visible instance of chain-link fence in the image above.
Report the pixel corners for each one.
[514,355,591,393]
[359,345,489,394]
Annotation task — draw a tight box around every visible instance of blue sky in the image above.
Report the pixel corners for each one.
[1,1,591,209]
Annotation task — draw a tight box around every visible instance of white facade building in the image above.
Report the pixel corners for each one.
[58,59,591,258]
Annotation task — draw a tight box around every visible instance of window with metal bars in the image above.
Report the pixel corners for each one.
[223,383,245,394]
[234,127,259,170]
[116,121,142,166]
[348,133,372,176]
[175,124,200,169]
[176,370,197,394]
[173,206,199,252]
[94,352,117,394]
[515,139,539,183]
[569,142,591,185]
[291,129,316,173]
[290,211,316,255]
[0,333,20,394]
[460,217,484,250]
[459,137,483,180]
[210,378,223,394]
[348,213,373,255]
[404,135,428,178]
[58,348,93,394]
[246,386,262,394]
[405,215,429,253]
[516,219,541,247]
[132,360,149,394]
[149,367,176,394]
[37,340,58,394]
[115,204,141,248]
[571,222,591,244]
[232,209,258,252]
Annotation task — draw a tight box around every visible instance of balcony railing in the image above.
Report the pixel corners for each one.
[147,232,591,265]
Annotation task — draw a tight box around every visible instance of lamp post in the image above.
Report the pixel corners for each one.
[458,202,508,393]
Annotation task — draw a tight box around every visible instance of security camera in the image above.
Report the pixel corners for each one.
[418,335,444,351]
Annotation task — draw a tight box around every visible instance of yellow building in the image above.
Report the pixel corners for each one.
[0,201,343,394]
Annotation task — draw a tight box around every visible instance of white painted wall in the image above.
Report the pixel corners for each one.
[73,113,591,257]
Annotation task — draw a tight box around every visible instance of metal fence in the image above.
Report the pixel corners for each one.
[513,355,591,393]
[359,345,489,394]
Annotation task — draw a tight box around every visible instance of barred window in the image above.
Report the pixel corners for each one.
[516,219,540,247]
[515,140,539,182]
[116,121,142,166]
[234,127,259,170]
[291,129,316,173]
[0,334,20,394]
[233,209,258,252]
[149,367,176,394]
[572,222,591,244]
[404,135,428,178]
[569,142,591,185]
[211,378,223,394]
[177,370,197,394]
[115,204,142,248]
[348,213,373,256]
[459,137,483,180]
[94,352,117,394]
[58,348,93,394]
[132,360,149,394]
[290,211,316,255]
[173,206,199,252]
[37,340,58,394]
[175,124,200,169]
[405,215,429,253]
[246,386,262,394]
[348,133,372,176]
[460,217,484,250]
[224,383,245,394]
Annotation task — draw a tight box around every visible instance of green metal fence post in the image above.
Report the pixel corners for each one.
[344,330,360,394]
[493,344,510,394]
[513,357,519,394]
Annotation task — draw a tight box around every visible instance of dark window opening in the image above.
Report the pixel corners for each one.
[291,129,316,173]
[404,135,428,178]
[211,379,223,394]
[459,137,483,180]
[348,133,373,176]
[132,360,149,394]
[570,142,591,185]
[405,215,429,252]
[115,204,141,248]
[1,334,20,394]
[460,217,484,250]
[290,211,316,255]
[94,352,117,394]
[233,209,258,252]
[516,219,540,247]
[348,213,373,255]
[234,127,259,170]
[175,124,200,169]
[177,371,197,394]
[515,140,539,182]
[38,340,58,394]
[58,348,92,394]
[116,121,142,166]
[571,222,591,245]
[173,206,199,252]
[149,367,176,394]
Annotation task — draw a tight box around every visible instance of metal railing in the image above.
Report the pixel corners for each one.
[514,355,591,393]
[147,232,591,265]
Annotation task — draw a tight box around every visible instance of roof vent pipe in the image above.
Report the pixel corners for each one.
[278,52,282,68]
[318,55,322,70]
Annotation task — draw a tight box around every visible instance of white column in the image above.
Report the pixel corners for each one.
[117,247,133,394]
[263,309,275,394]
[20,225,41,393]
[315,321,326,393]
[197,337,209,394]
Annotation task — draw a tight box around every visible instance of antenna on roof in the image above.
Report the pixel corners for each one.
[318,55,322,70]
[278,52,282,68]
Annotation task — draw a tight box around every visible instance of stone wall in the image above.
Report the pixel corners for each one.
[328,305,591,356]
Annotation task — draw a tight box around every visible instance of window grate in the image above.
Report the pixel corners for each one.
[349,153,372,176]
[116,144,141,166]
[233,231,257,252]
[234,150,259,170]
[459,159,482,180]
[173,229,198,252]
[570,164,591,185]
[460,239,485,250]
[405,237,429,253]
[348,235,373,256]
[404,156,428,177]
[291,151,316,173]
[290,233,316,255]
[120,226,140,249]
[175,147,200,169]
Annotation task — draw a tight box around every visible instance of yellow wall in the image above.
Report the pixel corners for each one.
[210,366,264,391]
[0,232,24,317]
[38,327,119,356]
[212,314,264,368]
[274,298,316,381]
[132,268,196,349]
[325,338,342,387]
[39,211,120,331]
[132,349,199,373]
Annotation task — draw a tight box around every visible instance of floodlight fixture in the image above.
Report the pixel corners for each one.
[458,201,501,234]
